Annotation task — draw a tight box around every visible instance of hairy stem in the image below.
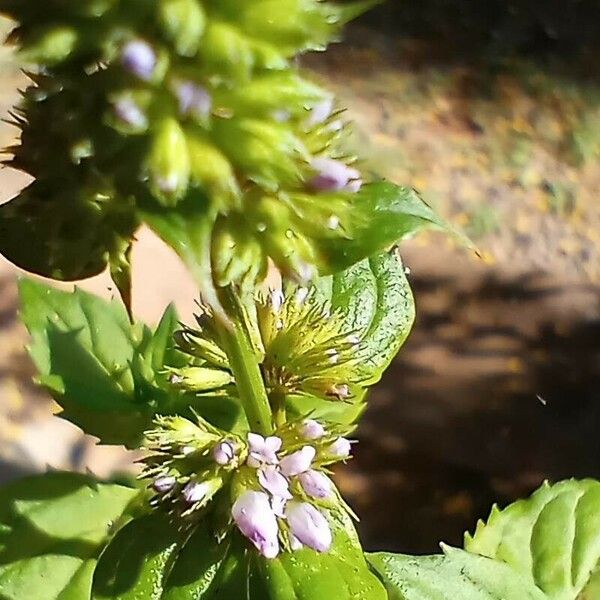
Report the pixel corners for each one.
[217,287,273,435]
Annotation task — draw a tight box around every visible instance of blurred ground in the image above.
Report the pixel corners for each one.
[1,6,600,554]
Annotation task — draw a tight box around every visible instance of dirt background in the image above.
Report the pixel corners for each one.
[1,6,599,554]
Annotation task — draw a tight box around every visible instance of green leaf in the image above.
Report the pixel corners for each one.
[368,546,549,600]
[287,250,415,425]
[93,509,385,599]
[0,472,140,600]
[0,183,137,282]
[331,250,415,385]
[19,278,153,447]
[313,182,460,274]
[255,510,386,600]
[465,479,600,600]
[92,514,183,600]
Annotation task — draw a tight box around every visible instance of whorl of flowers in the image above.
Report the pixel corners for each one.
[0,0,375,284]
[142,413,354,558]
[173,286,371,406]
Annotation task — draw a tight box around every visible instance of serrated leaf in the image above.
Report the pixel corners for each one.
[465,479,600,600]
[19,278,153,447]
[0,472,140,600]
[332,250,415,384]
[19,279,243,444]
[313,181,462,274]
[368,546,549,600]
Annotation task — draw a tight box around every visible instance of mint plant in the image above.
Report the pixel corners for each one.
[1,2,599,599]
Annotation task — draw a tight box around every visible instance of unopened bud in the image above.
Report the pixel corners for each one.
[298,470,334,499]
[153,475,176,494]
[285,502,332,553]
[175,81,212,119]
[280,446,316,477]
[182,478,221,505]
[121,40,157,81]
[213,441,235,465]
[306,98,334,128]
[159,0,206,56]
[300,419,326,440]
[309,158,362,193]
[328,437,352,459]
[149,118,190,205]
[232,491,280,559]
[170,366,233,392]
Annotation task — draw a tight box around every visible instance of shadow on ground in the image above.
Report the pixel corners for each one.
[341,267,600,553]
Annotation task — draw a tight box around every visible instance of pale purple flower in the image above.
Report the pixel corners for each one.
[309,158,362,193]
[306,98,334,127]
[175,81,212,118]
[271,495,287,517]
[113,98,147,129]
[286,502,332,553]
[298,470,334,499]
[213,441,235,465]
[153,475,176,494]
[279,446,316,477]
[182,481,212,504]
[247,433,282,468]
[300,419,326,440]
[232,491,280,559]
[258,465,292,500]
[121,40,157,81]
[328,437,352,459]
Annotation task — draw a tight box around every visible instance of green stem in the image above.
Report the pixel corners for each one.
[271,391,287,429]
[217,287,273,435]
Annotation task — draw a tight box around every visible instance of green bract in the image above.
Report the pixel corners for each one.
[0,0,411,293]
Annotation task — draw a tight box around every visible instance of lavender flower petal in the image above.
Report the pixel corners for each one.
[285,502,332,553]
[279,446,316,477]
[258,465,293,499]
[121,40,157,81]
[232,491,280,559]
[298,470,334,499]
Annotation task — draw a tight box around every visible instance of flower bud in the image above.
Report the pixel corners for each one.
[112,98,146,129]
[213,441,235,465]
[181,478,221,505]
[280,446,316,477]
[153,475,176,494]
[300,419,326,440]
[298,470,334,499]
[169,366,233,392]
[148,117,190,206]
[247,433,282,467]
[174,81,212,119]
[306,98,334,128]
[121,40,157,81]
[159,0,206,56]
[258,465,292,500]
[232,491,280,559]
[285,502,332,553]
[328,437,352,459]
[309,158,361,193]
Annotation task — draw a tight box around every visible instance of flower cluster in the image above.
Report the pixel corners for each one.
[1,0,372,285]
[175,286,368,407]
[142,414,353,559]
